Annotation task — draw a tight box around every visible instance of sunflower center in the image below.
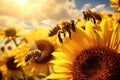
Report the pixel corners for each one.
[6,56,21,70]
[81,56,102,77]
[5,28,16,37]
[72,47,120,80]
[33,40,55,64]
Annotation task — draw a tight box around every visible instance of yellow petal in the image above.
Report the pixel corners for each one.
[46,73,71,79]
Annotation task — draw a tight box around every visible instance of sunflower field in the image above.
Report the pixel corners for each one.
[0,0,120,80]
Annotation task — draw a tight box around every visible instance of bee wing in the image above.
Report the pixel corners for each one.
[41,19,57,28]
[91,4,105,12]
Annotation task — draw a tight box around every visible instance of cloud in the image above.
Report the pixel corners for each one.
[0,0,114,28]
[0,0,80,27]
[0,16,16,27]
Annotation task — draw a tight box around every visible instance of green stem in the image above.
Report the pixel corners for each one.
[12,38,19,47]
[20,69,26,80]
[46,63,50,76]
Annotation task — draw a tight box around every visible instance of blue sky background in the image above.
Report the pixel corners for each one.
[75,0,114,11]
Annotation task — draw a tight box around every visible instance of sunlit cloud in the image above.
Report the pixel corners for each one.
[0,0,80,28]
[0,0,114,28]
[16,0,27,6]
[0,16,16,27]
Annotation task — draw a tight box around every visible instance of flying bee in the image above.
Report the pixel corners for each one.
[41,19,77,43]
[82,4,105,24]
[25,49,41,62]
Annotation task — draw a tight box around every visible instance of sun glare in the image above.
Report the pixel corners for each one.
[16,0,27,6]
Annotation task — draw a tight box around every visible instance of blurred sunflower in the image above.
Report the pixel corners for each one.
[47,17,120,80]
[15,27,60,76]
[0,24,22,46]
[110,0,120,11]
[0,51,22,79]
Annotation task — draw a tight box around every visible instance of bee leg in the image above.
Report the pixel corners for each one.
[63,32,66,37]
[32,53,42,62]
[58,31,63,43]
[87,17,89,20]
[84,14,87,20]
[83,12,87,20]
[92,17,96,24]
[71,21,76,32]
[68,30,71,39]
[71,25,76,32]
[33,52,41,60]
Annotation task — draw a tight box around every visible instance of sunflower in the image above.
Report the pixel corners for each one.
[47,16,120,80]
[110,0,120,11]
[15,27,60,76]
[0,24,22,46]
[0,51,23,79]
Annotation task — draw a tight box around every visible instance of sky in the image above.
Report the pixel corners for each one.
[75,0,111,9]
[0,0,114,29]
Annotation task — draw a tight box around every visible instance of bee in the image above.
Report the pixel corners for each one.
[42,20,77,43]
[25,49,41,62]
[82,4,105,24]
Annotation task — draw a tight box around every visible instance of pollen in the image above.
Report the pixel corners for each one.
[72,47,120,80]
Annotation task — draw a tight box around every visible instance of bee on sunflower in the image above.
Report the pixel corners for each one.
[47,13,120,80]
[15,27,60,78]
